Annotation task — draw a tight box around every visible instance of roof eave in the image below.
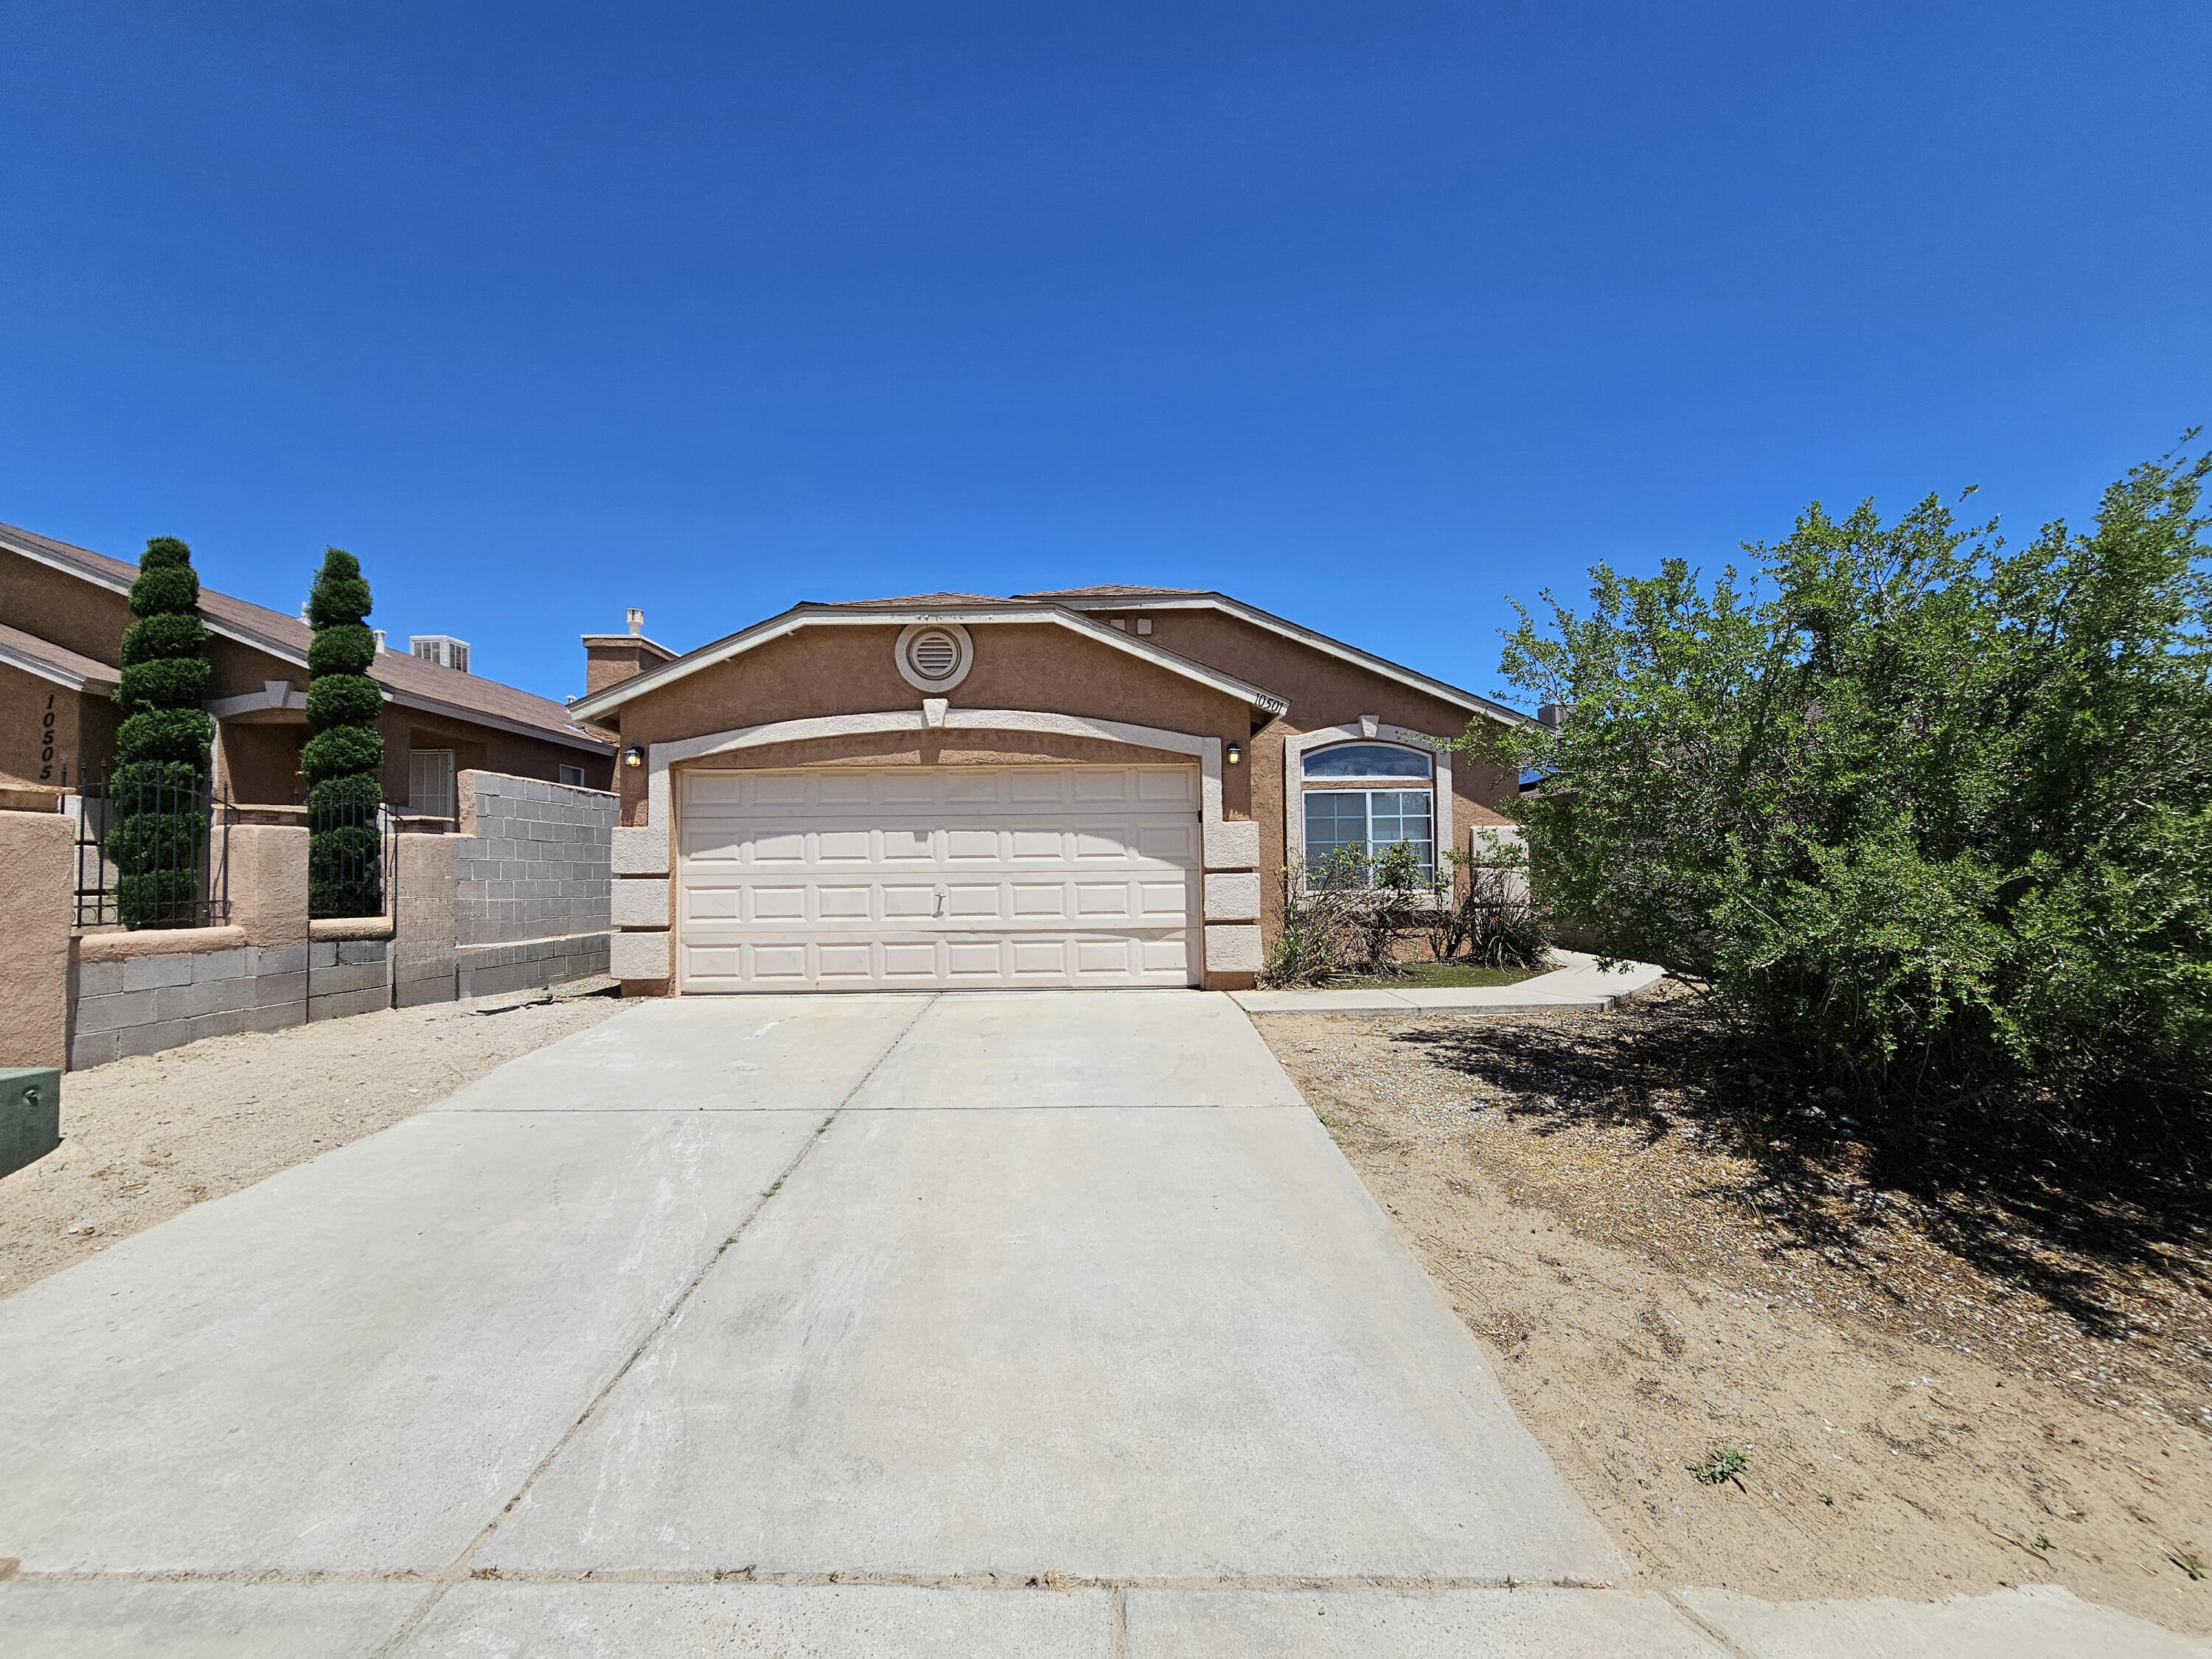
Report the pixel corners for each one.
[0,639,115,692]
[378,684,615,754]
[568,602,1290,724]
[1034,591,1526,726]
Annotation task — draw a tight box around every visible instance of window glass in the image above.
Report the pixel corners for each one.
[1369,790,1435,869]
[1301,742,1432,779]
[1304,791,1369,867]
[1301,787,1435,883]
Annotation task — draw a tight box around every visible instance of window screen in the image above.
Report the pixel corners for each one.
[409,748,456,820]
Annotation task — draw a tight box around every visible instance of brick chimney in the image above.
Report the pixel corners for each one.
[582,609,677,696]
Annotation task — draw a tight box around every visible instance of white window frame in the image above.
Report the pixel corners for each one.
[559,763,586,787]
[1283,726,1453,894]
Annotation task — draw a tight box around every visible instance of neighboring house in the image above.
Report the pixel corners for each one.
[574,586,1524,993]
[0,522,614,811]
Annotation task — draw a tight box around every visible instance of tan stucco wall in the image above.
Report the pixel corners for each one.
[585,639,677,697]
[0,809,73,1068]
[1,667,112,790]
[0,549,135,666]
[1096,608,1518,932]
[609,623,1253,827]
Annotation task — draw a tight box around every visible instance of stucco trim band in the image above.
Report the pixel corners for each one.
[74,925,249,962]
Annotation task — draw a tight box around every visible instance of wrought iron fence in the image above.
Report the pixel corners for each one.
[308,798,392,919]
[73,764,232,931]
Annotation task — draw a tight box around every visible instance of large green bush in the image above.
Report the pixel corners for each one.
[1481,442,2212,1146]
[106,537,213,928]
[304,548,386,917]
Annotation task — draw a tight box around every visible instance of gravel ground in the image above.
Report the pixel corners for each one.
[1,992,626,1299]
[1259,990,2212,1638]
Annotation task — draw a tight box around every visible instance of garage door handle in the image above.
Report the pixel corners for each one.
[933,882,947,917]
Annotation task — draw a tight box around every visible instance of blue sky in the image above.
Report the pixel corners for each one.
[4,3,2205,711]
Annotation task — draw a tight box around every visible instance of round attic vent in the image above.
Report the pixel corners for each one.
[894,621,974,692]
[908,628,959,679]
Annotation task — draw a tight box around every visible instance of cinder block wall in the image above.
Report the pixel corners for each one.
[451,772,615,998]
[70,941,309,1068]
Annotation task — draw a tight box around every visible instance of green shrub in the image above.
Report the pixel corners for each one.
[304,547,386,917]
[116,867,199,917]
[117,657,211,714]
[137,535,194,570]
[307,771,382,811]
[127,563,200,616]
[304,553,372,627]
[115,706,213,762]
[305,671,383,728]
[307,622,377,675]
[1479,440,2212,1148]
[301,721,384,782]
[120,611,208,664]
[106,537,212,927]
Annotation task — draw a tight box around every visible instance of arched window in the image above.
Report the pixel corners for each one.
[1300,742,1433,779]
[1300,741,1435,880]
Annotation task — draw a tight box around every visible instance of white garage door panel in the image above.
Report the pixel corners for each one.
[677,765,1201,992]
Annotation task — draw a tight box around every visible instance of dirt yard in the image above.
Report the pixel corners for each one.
[1,992,625,1299]
[1259,989,2212,1637]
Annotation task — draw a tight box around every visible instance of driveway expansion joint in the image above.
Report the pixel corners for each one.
[369,995,943,1658]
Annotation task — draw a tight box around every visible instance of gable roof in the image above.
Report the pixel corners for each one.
[1009,586,1523,725]
[568,598,1290,723]
[0,522,612,753]
[0,619,119,692]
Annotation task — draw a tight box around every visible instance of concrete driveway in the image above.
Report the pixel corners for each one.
[13,991,2174,1657]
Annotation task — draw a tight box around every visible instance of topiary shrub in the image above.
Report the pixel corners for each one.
[106,536,213,928]
[304,548,387,917]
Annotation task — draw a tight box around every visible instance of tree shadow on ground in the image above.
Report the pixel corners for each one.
[1385,996,2211,1349]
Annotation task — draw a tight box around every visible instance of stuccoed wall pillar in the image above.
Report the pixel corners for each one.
[0,809,73,1068]
[391,831,458,1006]
[226,822,310,950]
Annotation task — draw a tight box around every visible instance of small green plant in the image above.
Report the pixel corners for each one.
[2170,1549,2207,1581]
[2033,1532,2055,1553]
[1686,1445,1750,1486]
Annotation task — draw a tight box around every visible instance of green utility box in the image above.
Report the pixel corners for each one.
[1,1068,60,1180]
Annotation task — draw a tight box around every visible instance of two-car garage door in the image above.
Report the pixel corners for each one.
[675,765,1200,992]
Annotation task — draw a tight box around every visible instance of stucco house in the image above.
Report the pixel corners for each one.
[0,521,614,812]
[575,587,1524,993]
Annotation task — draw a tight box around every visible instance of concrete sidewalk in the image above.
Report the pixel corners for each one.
[1231,947,1666,1016]
[1,989,2199,1658]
